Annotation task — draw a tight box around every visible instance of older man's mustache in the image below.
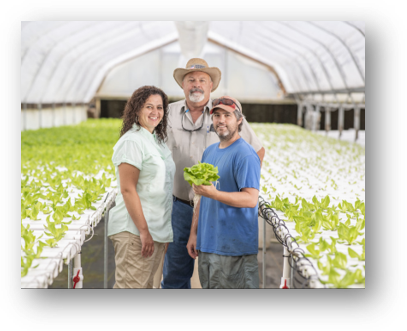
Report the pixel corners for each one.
[190,88,204,94]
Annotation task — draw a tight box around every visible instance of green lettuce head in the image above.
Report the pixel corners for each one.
[183,161,220,186]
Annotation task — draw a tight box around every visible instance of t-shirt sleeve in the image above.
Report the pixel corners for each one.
[239,118,263,153]
[201,146,209,163]
[112,139,143,171]
[235,154,261,192]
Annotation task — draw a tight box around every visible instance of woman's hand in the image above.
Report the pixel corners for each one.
[192,183,218,199]
[186,233,198,259]
[140,230,154,258]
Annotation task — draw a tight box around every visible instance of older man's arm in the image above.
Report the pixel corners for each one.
[257,147,265,168]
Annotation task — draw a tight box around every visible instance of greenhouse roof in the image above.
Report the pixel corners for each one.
[21,21,365,105]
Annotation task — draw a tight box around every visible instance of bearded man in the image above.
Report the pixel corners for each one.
[186,96,261,288]
[161,58,264,289]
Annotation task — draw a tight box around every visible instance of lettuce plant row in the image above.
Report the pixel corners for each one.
[21,119,121,284]
[251,124,365,288]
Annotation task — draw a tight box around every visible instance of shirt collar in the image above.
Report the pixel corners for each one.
[132,123,156,142]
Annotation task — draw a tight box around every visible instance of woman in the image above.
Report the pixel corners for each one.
[108,86,175,288]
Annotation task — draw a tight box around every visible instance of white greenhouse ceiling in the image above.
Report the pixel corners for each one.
[21,21,365,105]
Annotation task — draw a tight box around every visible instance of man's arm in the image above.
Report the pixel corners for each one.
[240,118,265,167]
[186,198,200,259]
[192,184,258,209]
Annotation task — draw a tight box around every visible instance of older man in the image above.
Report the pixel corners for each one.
[187,96,261,288]
[161,58,265,289]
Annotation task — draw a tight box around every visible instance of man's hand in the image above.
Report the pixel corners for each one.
[186,234,198,259]
[192,183,218,199]
[140,230,154,258]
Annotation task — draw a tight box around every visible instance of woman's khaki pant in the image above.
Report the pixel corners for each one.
[110,231,166,288]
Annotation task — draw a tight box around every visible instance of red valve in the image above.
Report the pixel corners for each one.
[73,270,81,289]
[281,279,289,289]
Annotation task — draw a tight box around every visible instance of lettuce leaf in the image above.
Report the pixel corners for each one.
[183,161,220,186]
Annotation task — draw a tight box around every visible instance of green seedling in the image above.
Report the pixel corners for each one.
[332,252,348,270]
[305,242,323,260]
[337,223,363,245]
[21,255,39,277]
[44,215,69,246]
[295,222,315,243]
[354,269,365,285]
[323,270,356,288]
[318,257,338,277]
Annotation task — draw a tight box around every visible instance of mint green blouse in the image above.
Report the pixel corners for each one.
[108,124,175,243]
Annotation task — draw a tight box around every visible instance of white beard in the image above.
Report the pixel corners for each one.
[189,92,205,103]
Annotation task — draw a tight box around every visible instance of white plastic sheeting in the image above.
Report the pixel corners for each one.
[21,21,364,105]
[97,40,283,102]
[209,21,365,95]
[21,21,178,104]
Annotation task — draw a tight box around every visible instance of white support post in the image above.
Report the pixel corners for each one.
[325,107,331,134]
[280,246,291,289]
[23,103,27,131]
[63,103,66,125]
[73,252,83,289]
[290,256,294,288]
[338,106,344,139]
[354,106,360,142]
[38,103,42,129]
[262,218,266,288]
[297,103,303,127]
[104,207,109,288]
[95,98,101,118]
[314,105,320,131]
[68,259,73,288]
[52,103,56,127]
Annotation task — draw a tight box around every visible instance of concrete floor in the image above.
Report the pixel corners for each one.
[49,216,284,289]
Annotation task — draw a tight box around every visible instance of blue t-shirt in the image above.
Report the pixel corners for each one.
[196,137,261,256]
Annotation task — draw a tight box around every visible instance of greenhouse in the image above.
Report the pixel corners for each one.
[21,21,365,289]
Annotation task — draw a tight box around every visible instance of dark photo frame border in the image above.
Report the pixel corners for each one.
[3,4,403,326]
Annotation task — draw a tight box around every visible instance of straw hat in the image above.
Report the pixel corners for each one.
[173,58,221,92]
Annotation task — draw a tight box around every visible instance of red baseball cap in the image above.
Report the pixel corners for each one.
[210,96,242,115]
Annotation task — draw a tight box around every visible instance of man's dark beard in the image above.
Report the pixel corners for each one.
[216,126,238,142]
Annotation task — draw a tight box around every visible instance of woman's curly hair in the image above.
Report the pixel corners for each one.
[120,86,169,143]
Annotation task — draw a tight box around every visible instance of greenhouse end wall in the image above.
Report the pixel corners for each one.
[21,105,88,131]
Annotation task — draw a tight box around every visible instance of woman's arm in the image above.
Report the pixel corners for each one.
[118,163,154,258]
